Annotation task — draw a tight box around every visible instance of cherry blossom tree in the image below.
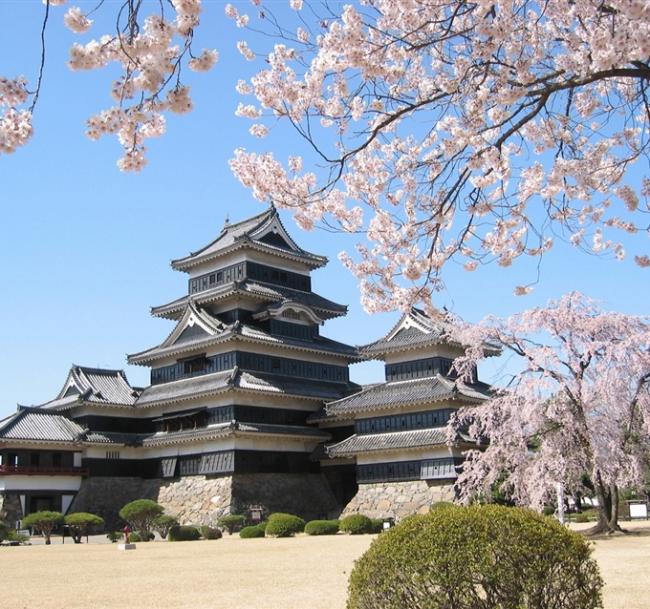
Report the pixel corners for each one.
[449,292,650,534]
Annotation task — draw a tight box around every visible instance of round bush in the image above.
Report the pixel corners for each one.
[347,504,603,609]
[369,519,384,534]
[340,514,374,535]
[128,531,142,543]
[239,525,265,539]
[305,520,340,536]
[168,525,201,542]
[217,514,246,534]
[200,526,223,540]
[265,513,305,537]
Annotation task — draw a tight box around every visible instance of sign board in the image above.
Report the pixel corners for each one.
[629,503,648,519]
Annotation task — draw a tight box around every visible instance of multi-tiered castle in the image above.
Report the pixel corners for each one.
[0,207,491,526]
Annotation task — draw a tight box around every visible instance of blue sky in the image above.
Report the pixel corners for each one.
[0,1,648,418]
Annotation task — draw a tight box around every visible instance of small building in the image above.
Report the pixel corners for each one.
[320,307,493,519]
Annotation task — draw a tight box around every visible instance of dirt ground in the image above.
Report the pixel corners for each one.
[0,521,648,609]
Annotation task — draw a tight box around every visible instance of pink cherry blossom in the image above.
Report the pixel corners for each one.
[449,292,650,533]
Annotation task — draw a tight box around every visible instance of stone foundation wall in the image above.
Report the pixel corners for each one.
[341,480,455,521]
[158,476,232,525]
[231,473,340,520]
[0,493,23,526]
[70,472,340,528]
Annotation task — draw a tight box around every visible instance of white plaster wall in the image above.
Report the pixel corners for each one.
[84,434,318,460]
[357,446,460,465]
[384,344,465,364]
[1,475,82,492]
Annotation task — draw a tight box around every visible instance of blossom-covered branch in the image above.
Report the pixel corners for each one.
[1,0,217,170]
[230,0,650,310]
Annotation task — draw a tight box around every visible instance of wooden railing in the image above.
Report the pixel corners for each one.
[0,465,88,476]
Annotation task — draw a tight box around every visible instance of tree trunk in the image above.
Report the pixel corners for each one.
[584,475,624,535]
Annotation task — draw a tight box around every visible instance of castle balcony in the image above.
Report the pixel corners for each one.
[0,465,88,477]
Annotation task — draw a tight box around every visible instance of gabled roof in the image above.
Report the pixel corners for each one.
[361,307,500,359]
[34,365,140,411]
[151,280,348,321]
[0,408,86,443]
[171,206,327,272]
[128,304,360,365]
[322,375,491,421]
[361,307,457,358]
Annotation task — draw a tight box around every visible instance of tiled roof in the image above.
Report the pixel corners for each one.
[151,280,347,320]
[327,427,448,457]
[134,367,351,408]
[324,375,490,420]
[171,207,326,271]
[236,371,351,400]
[362,307,500,359]
[141,421,330,447]
[135,369,235,407]
[36,365,140,410]
[0,409,85,442]
[361,307,456,357]
[128,315,359,365]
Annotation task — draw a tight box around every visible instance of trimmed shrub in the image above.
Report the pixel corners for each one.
[347,504,603,609]
[153,515,178,539]
[22,511,64,545]
[64,512,104,544]
[369,519,384,534]
[119,500,164,538]
[430,501,455,511]
[200,526,223,540]
[256,521,268,532]
[340,514,374,535]
[217,514,246,534]
[265,513,305,538]
[305,520,340,536]
[0,521,8,542]
[6,530,29,544]
[106,531,122,543]
[168,525,201,542]
[239,525,265,539]
[128,531,142,543]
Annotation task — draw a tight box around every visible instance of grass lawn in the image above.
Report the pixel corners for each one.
[0,521,648,609]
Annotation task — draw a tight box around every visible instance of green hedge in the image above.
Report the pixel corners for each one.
[265,513,305,537]
[200,526,222,540]
[305,520,340,536]
[340,514,374,535]
[347,504,603,609]
[217,515,246,534]
[239,525,265,539]
[168,525,201,542]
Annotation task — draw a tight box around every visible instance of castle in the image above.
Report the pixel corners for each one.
[0,207,491,526]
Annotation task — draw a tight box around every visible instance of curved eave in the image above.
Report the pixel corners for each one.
[171,240,327,273]
[141,424,330,448]
[0,438,85,448]
[323,393,486,423]
[127,331,362,366]
[151,286,347,322]
[360,337,465,360]
[134,383,328,410]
